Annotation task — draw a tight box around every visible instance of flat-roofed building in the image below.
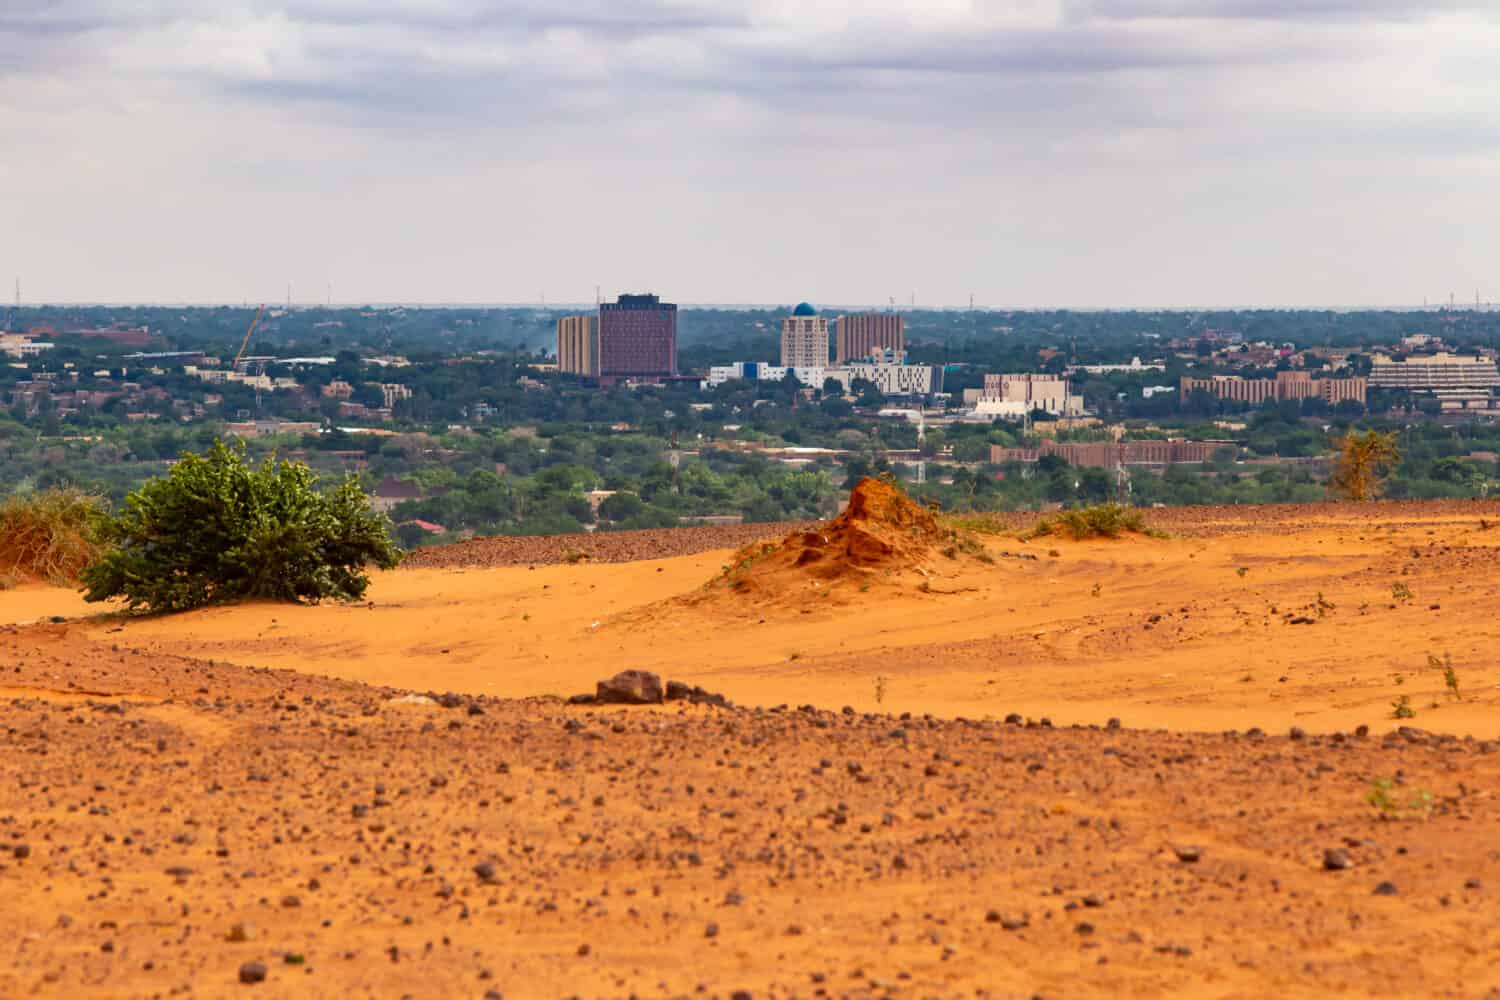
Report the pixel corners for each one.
[556,315,597,377]
[781,303,829,368]
[598,294,676,380]
[1179,373,1367,405]
[1369,353,1500,391]
[991,439,1235,467]
[836,313,904,364]
[979,373,1083,416]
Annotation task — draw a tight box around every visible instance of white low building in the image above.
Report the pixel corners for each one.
[703,359,940,397]
[0,335,54,358]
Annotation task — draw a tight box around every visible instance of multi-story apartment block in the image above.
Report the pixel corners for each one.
[556,315,598,377]
[1368,353,1500,391]
[781,303,829,368]
[598,294,677,380]
[836,313,904,364]
[1179,371,1367,406]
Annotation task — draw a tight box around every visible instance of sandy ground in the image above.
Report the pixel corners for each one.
[3,501,1500,996]
[5,504,1491,738]
[0,625,1497,998]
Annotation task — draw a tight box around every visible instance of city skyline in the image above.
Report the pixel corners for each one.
[4,2,1499,307]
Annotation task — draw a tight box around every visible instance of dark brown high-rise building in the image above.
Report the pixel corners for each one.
[598,293,677,379]
[836,313,904,364]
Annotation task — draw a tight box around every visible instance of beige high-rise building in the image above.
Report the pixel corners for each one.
[836,312,904,364]
[557,315,597,376]
[780,302,829,368]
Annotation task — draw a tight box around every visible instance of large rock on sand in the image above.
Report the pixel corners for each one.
[596,670,664,705]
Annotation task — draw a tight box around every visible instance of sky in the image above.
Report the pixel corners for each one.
[2,1,1498,308]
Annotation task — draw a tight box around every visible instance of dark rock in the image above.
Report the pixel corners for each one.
[1172,845,1203,864]
[595,670,664,705]
[1323,848,1351,871]
[567,693,597,705]
[238,961,268,985]
[1289,726,1306,741]
[438,693,464,709]
[12,844,30,860]
[688,686,731,708]
[665,680,693,701]
[474,860,497,883]
[1372,881,1399,896]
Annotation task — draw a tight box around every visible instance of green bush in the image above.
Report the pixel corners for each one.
[1026,503,1162,541]
[82,441,401,613]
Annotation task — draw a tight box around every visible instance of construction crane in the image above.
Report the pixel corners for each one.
[232,304,266,371]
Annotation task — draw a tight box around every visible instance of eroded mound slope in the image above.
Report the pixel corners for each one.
[709,477,981,603]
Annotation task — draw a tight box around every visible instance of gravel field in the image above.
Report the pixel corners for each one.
[2,623,1497,997]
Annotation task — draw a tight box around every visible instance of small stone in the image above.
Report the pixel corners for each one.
[473,860,497,883]
[227,922,256,942]
[704,922,719,939]
[1289,726,1306,741]
[11,844,30,860]
[1323,849,1351,871]
[1172,845,1203,864]
[1372,881,1399,896]
[238,961,267,984]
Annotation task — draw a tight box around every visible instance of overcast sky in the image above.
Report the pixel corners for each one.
[3,1,1497,308]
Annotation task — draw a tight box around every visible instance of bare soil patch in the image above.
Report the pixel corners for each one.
[0,624,1496,997]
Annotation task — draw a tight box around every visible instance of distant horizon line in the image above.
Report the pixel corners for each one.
[8,300,1497,314]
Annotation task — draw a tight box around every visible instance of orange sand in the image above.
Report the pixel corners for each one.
[4,507,1496,737]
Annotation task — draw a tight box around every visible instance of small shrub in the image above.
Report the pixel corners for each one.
[1430,652,1461,701]
[1391,694,1414,719]
[81,441,400,613]
[1236,566,1249,578]
[0,488,109,588]
[1025,504,1163,541]
[1366,778,1434,821]
[1392,581,1413,603]
[873,675,888,705]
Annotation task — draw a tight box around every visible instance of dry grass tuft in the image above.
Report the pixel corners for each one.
[0,488,110,588]
[1025,503,1165,541]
